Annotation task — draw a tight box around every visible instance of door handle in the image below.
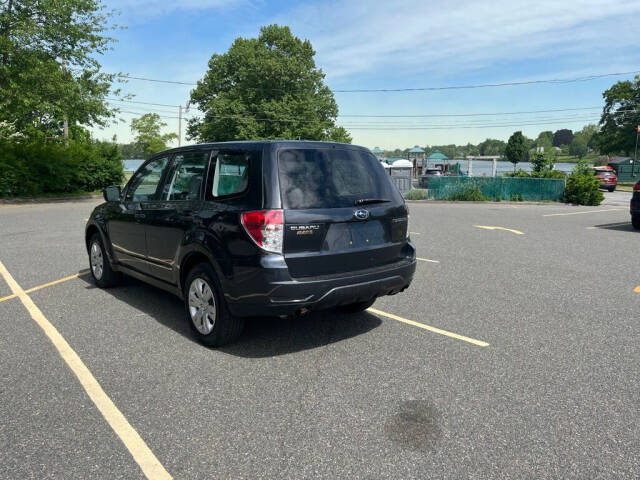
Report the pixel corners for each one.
[134,213,146,219]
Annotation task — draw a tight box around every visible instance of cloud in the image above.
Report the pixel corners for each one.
[272,0,640,81]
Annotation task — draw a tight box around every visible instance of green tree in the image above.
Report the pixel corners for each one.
[536,131,554,146]
[0,0,119,138]
[477,138,506,156]
[553,129,574,147]
[131,114,178,159]
[569,134,588,159]
[597,76,640,155]
[505,131,527,172]
[530,149,555,174]
[187,25,350,143]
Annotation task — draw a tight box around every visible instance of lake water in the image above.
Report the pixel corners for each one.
[441,160,582,176]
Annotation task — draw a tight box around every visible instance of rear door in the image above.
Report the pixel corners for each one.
[278,147,408,278]
[144,150,211,284]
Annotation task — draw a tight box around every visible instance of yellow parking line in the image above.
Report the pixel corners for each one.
[417,257,440,263]
[0,270,90,304]
[367,307,489,347]
[474,225,524,235]
[410,231,421,235]
[543,208,625,217]
[0,293,15,302]
[25,270,90,294]
[0,261,172,480]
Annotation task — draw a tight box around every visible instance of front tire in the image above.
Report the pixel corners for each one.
[184,263,244,346]
[88,233,121,288]
[632,214,640,230]
[338,298,376,313]
[608,186,616,192]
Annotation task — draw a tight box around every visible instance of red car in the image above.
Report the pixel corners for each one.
[593,167,617,192]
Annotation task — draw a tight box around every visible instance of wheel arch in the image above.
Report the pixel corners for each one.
[179,249,222,294]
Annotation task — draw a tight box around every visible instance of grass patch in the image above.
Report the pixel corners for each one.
[404,189,428,200]
[446,186,489,201]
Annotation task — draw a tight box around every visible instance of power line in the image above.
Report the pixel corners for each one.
[332,71,640,92]
[108,98,607,118]
[107,97,180,108]
[113,69,640,92]
[343,117,603,130]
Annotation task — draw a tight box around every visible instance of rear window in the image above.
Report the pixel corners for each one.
[278,148,399,209]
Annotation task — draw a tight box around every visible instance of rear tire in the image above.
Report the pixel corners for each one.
[88,233,121,288]
[338,298,376,313]
[632,214,640,230]
[184,263,244,347]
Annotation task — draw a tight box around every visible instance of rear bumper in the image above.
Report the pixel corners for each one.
[225,246,417,317]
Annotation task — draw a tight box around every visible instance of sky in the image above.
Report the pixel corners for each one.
[91,0,640,150]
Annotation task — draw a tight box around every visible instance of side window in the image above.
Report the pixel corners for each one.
[126,156,170,202]
[164,151,209,201]
[211,151,250,197]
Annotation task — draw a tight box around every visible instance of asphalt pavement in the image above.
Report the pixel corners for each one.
[0,194,638,479]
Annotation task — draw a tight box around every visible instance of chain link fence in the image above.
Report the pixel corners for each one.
[426,177,565,201]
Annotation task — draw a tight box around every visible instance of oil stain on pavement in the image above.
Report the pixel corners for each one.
[384,400,442,452]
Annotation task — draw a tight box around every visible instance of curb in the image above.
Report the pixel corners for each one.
[404,200,563,205]
[0,194,102,205]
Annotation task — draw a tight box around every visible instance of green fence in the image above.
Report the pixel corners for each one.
[614,165,640,182]
[426,177,565,201]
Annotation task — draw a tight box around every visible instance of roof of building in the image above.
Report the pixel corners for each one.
[408,145,425,153]
[426,149,449,161]
[607,156,633,165]
[392,159,413,168]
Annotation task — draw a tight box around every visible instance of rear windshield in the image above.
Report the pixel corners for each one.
[278,148,399,209]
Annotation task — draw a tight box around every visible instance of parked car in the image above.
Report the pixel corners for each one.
[418,168,443,188]
[593,166,617,192]
[631,179,640,230]
[85,141,417,346]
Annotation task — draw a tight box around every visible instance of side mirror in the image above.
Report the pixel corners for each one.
[103,185,122,202]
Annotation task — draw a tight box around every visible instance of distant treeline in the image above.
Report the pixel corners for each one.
[381,126,599,160]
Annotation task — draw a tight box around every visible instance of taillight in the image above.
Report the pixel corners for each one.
[634,183,640,191]
[405,203,410,238]
[241,210,283,253]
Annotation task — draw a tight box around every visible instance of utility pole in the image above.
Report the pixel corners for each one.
[178,102,190,147]
[178,105,182,147]
[62,59,69,146]
[634,125,639,177]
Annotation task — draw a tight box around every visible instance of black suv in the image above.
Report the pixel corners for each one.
[85,141,416,345]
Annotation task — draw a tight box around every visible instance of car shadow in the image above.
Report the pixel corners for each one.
[78,274,382,358]
[591,221,637,232]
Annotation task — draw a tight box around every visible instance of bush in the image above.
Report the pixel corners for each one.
[504,169,531,178]
[403,189,428,200]
[563,160,604,206]
[446,186,489,201]
[510,193,524,201]
[0,139,123,197]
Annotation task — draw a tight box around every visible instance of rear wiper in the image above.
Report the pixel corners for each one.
[355,198,390,205]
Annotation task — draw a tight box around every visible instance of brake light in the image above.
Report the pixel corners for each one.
[241,210,283,253]
[634,183,640,191]
[405,203,410,238]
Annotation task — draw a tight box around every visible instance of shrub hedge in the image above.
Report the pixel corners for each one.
[0,140,123,197]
